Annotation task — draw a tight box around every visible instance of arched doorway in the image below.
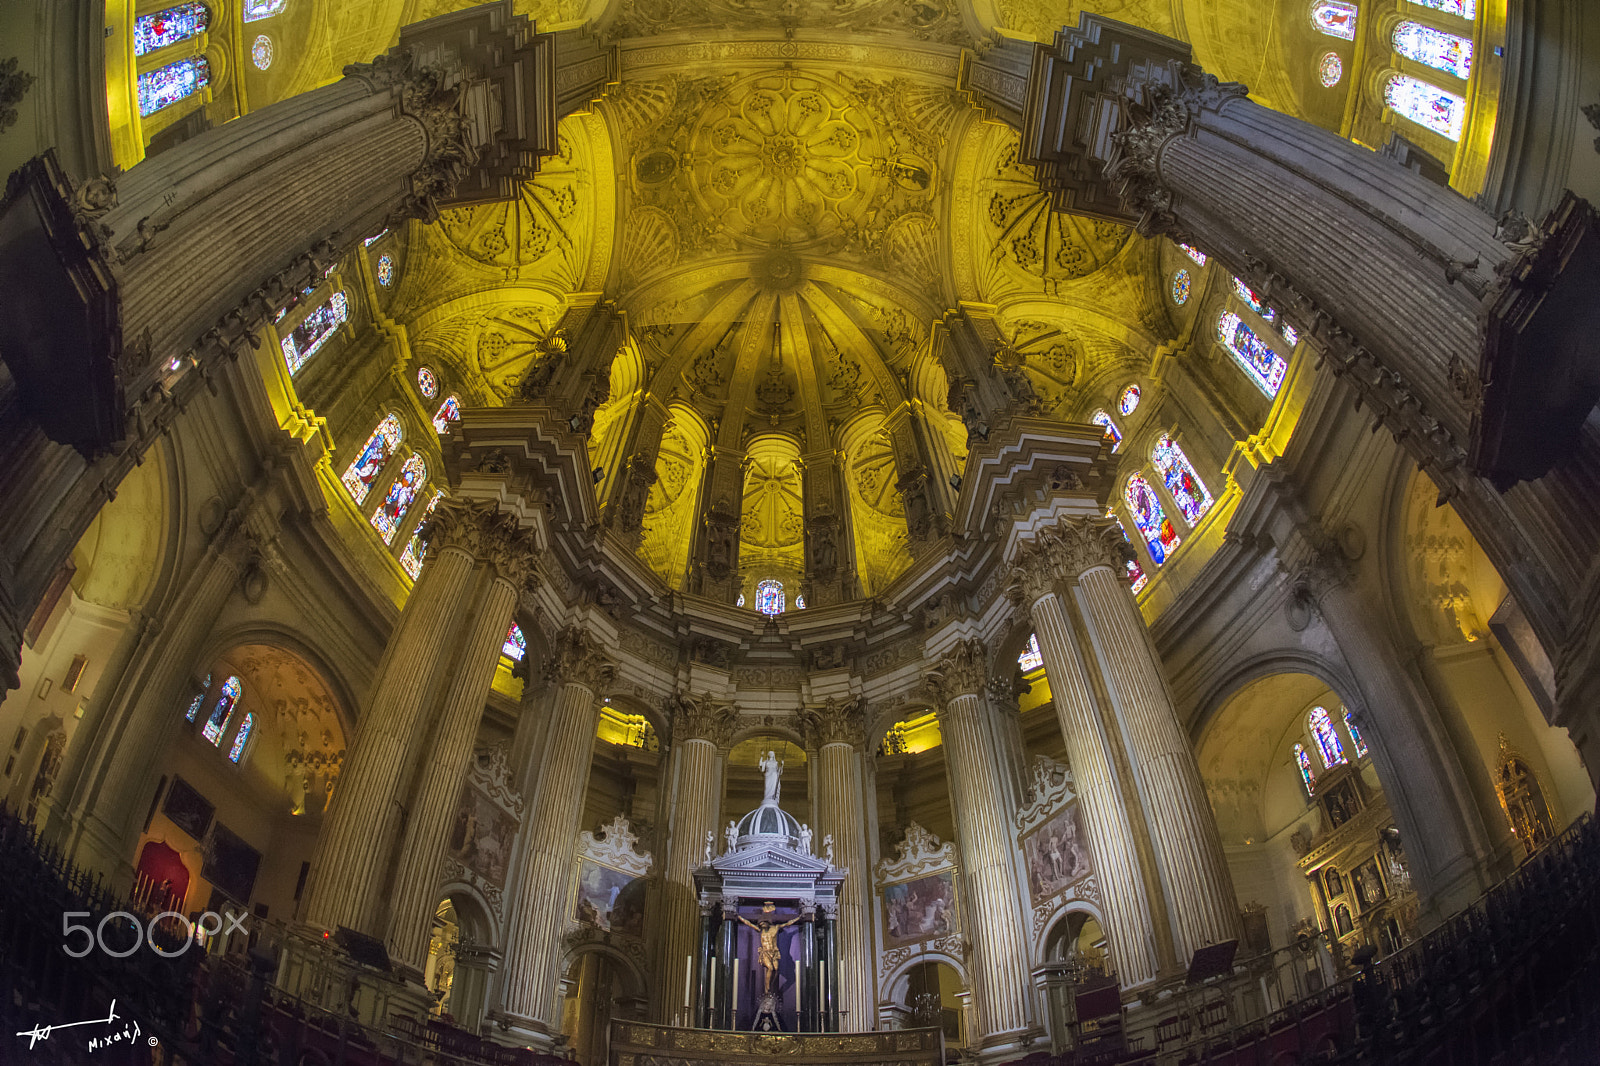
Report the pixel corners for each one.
[559,946,646,1066]
[424,891,496,1032]
[900,960,963,1046]
[1038,910,1111,1053]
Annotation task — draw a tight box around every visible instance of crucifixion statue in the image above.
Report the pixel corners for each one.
[738,911,799,993]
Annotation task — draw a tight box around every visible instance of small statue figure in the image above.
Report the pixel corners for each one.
[725,819,739,853]
[703,829,715,866]
[799,823,813,854]
[823,833,835,866]
[759,749,782,804]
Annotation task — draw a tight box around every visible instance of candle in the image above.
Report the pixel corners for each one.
[733,959,740,1014]
[684,955,692,1011]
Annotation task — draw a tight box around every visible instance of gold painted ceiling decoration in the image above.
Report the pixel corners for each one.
[604,0,975,46]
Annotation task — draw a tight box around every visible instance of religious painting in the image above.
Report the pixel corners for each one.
[1023,802,1092,903]
[573,859,647,936]
[882,871,957,948]
[162,775,214,842]
[446,781,517,888]
[201,822,261,904]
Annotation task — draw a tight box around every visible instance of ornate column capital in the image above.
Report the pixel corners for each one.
[798,696,867,749]
[541,625,617,692]
[481,513,543,595]
[670,694,738,746]
[1008,515,1130,604]
[1105,70,1248,225]
[924,639,988,706]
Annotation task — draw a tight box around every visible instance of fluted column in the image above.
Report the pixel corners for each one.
[925,646,1032,1043]
[653,695,736,1024]
[385,517,540,974]
[302,499,494,935]
[800,697,873,1030]
[499,626,616,1033]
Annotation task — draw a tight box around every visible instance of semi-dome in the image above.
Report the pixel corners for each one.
[737,801,802,848]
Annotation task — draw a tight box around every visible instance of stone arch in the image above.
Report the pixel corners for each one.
[1037,902,1110,967]
[196,623,361,741]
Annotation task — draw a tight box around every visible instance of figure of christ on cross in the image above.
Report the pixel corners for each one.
[737,913,800,993]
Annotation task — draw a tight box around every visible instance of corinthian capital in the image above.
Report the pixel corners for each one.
[542,625,617,691]
[481,514,543,595]
[670,694,738,746]
[423,497,501,558]
[924,639,988,705]
[798,696,867,749]
[1040,515,1130,578]
[1007,538,1058,606]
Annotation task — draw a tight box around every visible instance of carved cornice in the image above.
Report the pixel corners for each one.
[924,638,987,704]
[797,696,867,749]
[670,693,739,746]
[483,514,543,594]
[542,625,617,691]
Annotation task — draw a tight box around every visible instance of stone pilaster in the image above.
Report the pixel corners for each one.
[924,643,1033,1044]
[498,625,615,1034]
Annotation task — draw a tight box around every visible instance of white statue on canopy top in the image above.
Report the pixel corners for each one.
[759,749,782,804]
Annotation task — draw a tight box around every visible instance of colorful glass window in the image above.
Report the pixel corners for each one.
[1110,513,1148,593]
[795,595,806,610]
[183,673,211,722]
[1311,1,1358,39]
[416,367,438,399]
[1151,434,1214,526]
[377,254,394,286]
[251,34,272,70]
[1319,52,1344,87]
[364,229,390,247]
[1343,708,1370,758]
[228,713,254,763]
[1178,243,1208,266]
[1171,269,1191,305]
[502,623,526,661]
[1384,74,1466,140]
[1119,384,1141,416]
[341,414,403,505]
[134,3,210,56]
[1393,21,1472,79]
[1125,473,1180,565]
[138,57,211,116]
[432,395,462,435]
[243,0,286,21]
[737,593,746,607]
[1295,743,1316,796]
[202,676,242,746]
[1406,0,1475,19]
[756,578,785,616]
[1282,323,1300,348]
[1092,410,1122,451]
[1217,311,1289,396]
[1310,706,1348,769]
[1018,634,1044,673]
[399,490,443,580]
[1232,278,1278,324]
[281,291,348,375]
[370,454,426,545]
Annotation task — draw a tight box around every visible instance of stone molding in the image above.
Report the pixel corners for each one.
[542,624,617,690]
[798,695,867,748]
[924,638,987,704]
[1015,756,1077,836]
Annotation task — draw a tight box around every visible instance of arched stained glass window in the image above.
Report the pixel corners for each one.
[183,673,212,721]
[1282,323,1301,348]
[1393,21,1472,79]
[1384,74,1466,140]
[1119,384,1141,416]
[1231,278,1278,324]
[795,595,806,609]
[377,254,395,286]
[399,490,443,580]
[1018,634,1044,672]
[341,415,403,505]
[138,57,210,116]
[202,676,242,745]
[1109,513,1148,593]
[1343,707,1369,758]
[1178,243,1208,266]
[1092,410,1122,451]
[1151,434,1214,526]
[432,395,462,435]
[243,0,286,21]
[281,291,349,375]
[364,229,390,247]
[1125,473,1180,565]
[1295,743,1316,795]
[1311,1,1358,39]
[1406,0,1475,18]
[1309,706,1348,769]
[1217,311,1289,397]
[134,3,209,55]
[416,367,438,399]
[370,454,426,545]
[502,624,526,662]
[228,713,254,763]
[756,579,785,616]
[1319,52,1344,87]
[1171,269,1191,304]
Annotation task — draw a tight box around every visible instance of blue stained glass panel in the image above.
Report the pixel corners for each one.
[502,624,526,661]
[341,415,403,505]
[243,0,286,21]
[1171,269,1191,304]
[370,454,426,545]
[228,713,254,763]
[1295,744,1316,796]
[1231,278,1278,324]
[1119,384,1141,416]
[756,578,785,616]
[399,490,443,580]
[1109,513,1148,593]
[1218,311,1289,396]
[1393,21,1472,79]
[1151,434,1214,526]
[1018,634,1043,673]
[281,291,348,375]
[1384,74,1466,140]
[134,3,210,55]
[1406,0,1475,19]
[1092,410,1122,451]
[1343,708,1369,758]
[1125,473,1179,565]
[138,57,210,116]
[1310,706,1348,769]
[1311,0,1358,39]
[432,395,461,435]
[183,673,211,722]
[202,676,242,746]
[1178,243,1208,266]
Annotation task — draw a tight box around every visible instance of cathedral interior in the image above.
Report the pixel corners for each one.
[1,0,1600,1062]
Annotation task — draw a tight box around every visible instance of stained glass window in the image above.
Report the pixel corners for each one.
[502,624,526,661]
[1092,410,1122,451]
[1178,243,1208,266]
[377,254,394,286]
[1393,21,1472,79]
[1319,52,1344,87]
[1018,634,1044,672]
[370,454,426,545]
[202,676,242,746]
[1344,707,1369,758]
[1151,434,1214,526]
[432,395,462,435]
[1232,278,1278,324]
[1217,311,1289,397]
[399,490,443,580]
[416,367,437,399]
[1310,706,1348,769]
[1171,269,1191,305]
[795,595,806,609]
[1384,74,1466,140]
[737,593,746,607]
[1110,513,1148,593]
[228,713,254,763]
[1406,0,1475,19]
[1282,323,1300,348]
[341,414,403,505]
[1311,1,1358,39]
[1295,743,1316,796]
[138,57,211,116]
[756,578,785,616]
[243,0,286,21]
[364,229,390,247]
[281,291,349,375]
[1125,472,1180,565]
[134,3,210,56]
[1119,384,1141,416]
[183,673,211,721]
[251,35,273,70]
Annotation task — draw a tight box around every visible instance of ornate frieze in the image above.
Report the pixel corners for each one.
[578,813,655,879]
[542,625,618,690]
[923,638,986,703]
[874,822,957,883]
[798,696,868,748]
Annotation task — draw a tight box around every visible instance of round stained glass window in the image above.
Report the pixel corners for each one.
[377,254,394,286]
[416,367,437,399]
[251,35,273,70]
[1171,269,1191,305]
[1319,52,1343,88]
[1119,384,1141,416]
